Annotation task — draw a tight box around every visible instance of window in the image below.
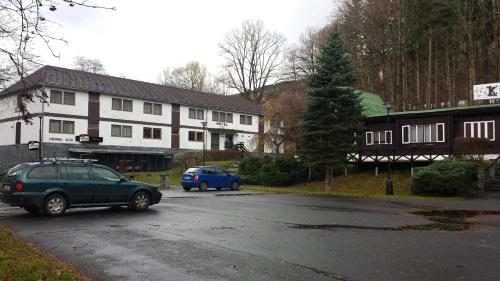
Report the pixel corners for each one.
[464,121,495,141]
[111,125,132,138]
[28,166,58,179]
[240,115,252,125]
[402,123,445,144]
[144,102,152,114]
[122,99,133,112]
[112,98,122,110]
[112,98,133,112]
[92,167,121,182]
[189,108,204,120]
[153,104,162,115]
[188,131,204,142]
[153,128,161,139]
[49,120,61,134]
[61,166,90,180]
[50,90,62,104]
[63,92,75,105]
[212,111,233,123]
[144,102,162,115]
[49,120,74,134]
[143,127,162,139]
[111,125,121,137]
[50,90,75,105]
[366,131,392,145]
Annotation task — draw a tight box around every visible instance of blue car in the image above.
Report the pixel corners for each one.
[181,166,240,192]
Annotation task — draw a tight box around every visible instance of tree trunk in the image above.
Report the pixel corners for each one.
[324,165,333,192]
[427,32,432,108]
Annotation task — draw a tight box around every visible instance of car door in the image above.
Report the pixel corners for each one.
[215,167,232,187]
[59,164,95,205]
[202,167,217,188]
[24,164,59,194]
[91,166,132,203]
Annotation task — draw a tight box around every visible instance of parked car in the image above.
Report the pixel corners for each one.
[181,166,240,192]
[0,159,162,216]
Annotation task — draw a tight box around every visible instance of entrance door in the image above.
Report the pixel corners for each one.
[211,133,220,150]
[224,134,234,149]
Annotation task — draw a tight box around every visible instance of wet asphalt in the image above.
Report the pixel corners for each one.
[1,188,500,281]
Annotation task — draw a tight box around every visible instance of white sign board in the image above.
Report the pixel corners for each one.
[473,82,500,100]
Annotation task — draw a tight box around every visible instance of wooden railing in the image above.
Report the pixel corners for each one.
[348,147,451,163]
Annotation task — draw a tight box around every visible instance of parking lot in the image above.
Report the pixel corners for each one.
[1,188,500,281]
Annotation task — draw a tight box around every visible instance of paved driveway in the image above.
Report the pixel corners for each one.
[1,189,500,281]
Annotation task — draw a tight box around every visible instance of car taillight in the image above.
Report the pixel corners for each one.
[194,175,199,182]
[15,181,23,192]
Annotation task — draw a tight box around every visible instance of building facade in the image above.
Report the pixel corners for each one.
[350,104,500,164]
[0,66,262,172]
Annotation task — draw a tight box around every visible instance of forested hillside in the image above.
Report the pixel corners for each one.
[334,0,500,111]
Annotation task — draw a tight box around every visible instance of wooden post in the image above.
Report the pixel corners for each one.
[410,166,414,177]
[344,167,348,177]
[375,166,379,176]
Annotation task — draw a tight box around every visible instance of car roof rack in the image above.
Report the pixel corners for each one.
[41,157,98,165]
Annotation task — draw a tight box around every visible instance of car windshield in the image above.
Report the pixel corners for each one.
[7,164,27,176]
[185,168,199,174]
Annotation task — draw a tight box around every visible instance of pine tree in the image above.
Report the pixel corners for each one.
[299,31,363,192]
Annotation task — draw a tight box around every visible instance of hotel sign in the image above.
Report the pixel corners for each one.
[27,141,39,150]
[473,82,500,100]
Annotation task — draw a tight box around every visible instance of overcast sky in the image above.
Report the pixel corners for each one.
[40,0,335,83]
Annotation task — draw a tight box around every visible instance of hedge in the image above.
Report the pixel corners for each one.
[238,156,309,186]
[411,160,478,195]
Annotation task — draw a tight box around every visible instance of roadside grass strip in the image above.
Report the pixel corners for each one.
[0,224,89,281]
[241,172,462,201]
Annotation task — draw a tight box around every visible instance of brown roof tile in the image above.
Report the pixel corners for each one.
[1,65,261,114]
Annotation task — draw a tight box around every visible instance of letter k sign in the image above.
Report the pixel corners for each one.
[487,85,498,97]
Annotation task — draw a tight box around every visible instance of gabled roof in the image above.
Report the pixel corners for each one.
[0,65,261,115]
[355,90,387,116]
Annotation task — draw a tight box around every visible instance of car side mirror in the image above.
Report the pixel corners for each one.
[120,177,128,182]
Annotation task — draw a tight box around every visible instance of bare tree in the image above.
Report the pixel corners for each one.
[219,20,286,103]
[284,27,327,80]
[73,56,107,74]
[0,0,115,121]
[158,61,208,92]
[159,61,230,95]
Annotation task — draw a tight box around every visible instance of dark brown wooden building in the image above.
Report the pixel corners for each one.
[349,103,500,164]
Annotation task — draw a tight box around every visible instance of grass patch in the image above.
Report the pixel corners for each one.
[125,161,239,186]
[242,172,462,200]
[0,224,88,281]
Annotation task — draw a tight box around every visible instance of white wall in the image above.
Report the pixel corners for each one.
[100,121,171,148]
[100,95,171,125]
[179,127,204,150]
[0,92,43,120]
[44,87,88,116]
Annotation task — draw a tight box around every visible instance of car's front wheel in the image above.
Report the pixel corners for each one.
[131,191,151,211]
[230,181,240,191]
[43,194,67,216]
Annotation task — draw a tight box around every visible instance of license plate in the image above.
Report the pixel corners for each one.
[183,177,191,180]
[3,185,10,192]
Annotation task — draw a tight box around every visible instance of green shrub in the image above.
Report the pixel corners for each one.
[411,160,478,195]
[238,155,308,186]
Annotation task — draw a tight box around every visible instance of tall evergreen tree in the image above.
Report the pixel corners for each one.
[299,31,363,192]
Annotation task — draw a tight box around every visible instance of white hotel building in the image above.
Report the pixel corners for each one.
[0,66,262,172]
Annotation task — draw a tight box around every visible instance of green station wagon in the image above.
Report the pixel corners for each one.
[0,159,162,216]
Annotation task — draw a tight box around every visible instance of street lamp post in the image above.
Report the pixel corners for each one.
[385,101,394,195]
[201,121,207,166]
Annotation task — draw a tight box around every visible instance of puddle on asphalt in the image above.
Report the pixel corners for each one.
[291,210,500,232]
